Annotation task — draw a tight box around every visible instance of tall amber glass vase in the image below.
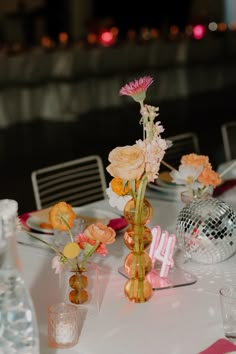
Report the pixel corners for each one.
[123,197,153,303]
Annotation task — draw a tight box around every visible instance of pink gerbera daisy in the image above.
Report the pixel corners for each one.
[119,76,154,103]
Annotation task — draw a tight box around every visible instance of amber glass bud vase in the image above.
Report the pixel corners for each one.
[123,198,153,303]
[68,268,89,305]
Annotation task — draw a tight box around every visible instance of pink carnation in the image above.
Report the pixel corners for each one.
[75,233,95,248]
[96,243,108,256]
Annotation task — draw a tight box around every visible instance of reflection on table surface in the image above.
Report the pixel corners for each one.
[18,195,236,354]
[1,36,236,128]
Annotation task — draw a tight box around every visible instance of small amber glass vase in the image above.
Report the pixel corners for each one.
[61,262,100,312]
[123,198,153,303]
[68,268,89,305]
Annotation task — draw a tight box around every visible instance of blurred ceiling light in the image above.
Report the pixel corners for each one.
[99,31,115,46]
[58,32,69,44]
[110,27,119,37]
[208,22,218,31]
[41,36,54,48]
[192,25,205,40]
[170,25,179,36]
[141,27,151,40]
[218,22,227,31]
[87,33,97,44]
[150,28,159,39]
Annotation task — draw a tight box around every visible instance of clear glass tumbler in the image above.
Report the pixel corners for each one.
[53,217,86,248]
[48,302,79,348]
[220,286,236,343]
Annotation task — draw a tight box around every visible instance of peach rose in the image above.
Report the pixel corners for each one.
[181,153,211,168]
[198,167,222,187]
[84,222,116,244]
[106,145,145,180]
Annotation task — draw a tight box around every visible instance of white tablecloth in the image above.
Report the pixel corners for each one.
[17,196,236,354]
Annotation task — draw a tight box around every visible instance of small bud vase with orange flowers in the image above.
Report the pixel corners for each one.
[27,201,116,309]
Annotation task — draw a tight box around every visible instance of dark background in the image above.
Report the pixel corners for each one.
[92,0,191,34]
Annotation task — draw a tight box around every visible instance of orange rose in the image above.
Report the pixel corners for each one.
[181,153,211,168]
[49,201,76,231]
[106,145,145,181]
[198,167,222,187]
[84,222,116,244]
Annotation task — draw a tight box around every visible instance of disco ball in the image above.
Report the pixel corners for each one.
[176,197,236,264]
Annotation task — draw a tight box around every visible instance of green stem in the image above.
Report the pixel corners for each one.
[27,232,79,271]
[132,175,148,302]
[161,160,175,171]
[79,240,100,270]
[60,216,74,242]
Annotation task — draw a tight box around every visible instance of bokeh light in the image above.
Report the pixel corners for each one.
[98,31,115,46]
[218,22,227,32]
[87,33,97,45]
[192,25,205,40]
[208,22,217,31]
[58,32,69,44]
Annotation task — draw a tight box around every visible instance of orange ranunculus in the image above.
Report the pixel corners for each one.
[49,201,76,231]
[111,177,141,196]
[106,145,145,181]
[181,153,211,168]
[111,177,131,196]
[84,222,116,244]
[198,167,222,187]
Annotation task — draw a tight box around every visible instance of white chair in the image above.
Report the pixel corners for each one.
[221,121,236,161]
[31,155,107,210]
[162,132,200,170]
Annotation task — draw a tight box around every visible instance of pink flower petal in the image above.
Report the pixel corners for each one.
[119,76,154,96]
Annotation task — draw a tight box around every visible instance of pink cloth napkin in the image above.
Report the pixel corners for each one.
[213,179,236,197]
[107,217,128,231]
[198,338,236,354]
[19,212,33,230]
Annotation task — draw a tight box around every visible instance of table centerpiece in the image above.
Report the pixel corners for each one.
[106,76,168,303]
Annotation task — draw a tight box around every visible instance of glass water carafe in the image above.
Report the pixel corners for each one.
[0,199,40,353]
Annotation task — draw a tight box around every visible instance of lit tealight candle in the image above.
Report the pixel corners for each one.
[48,302,79,349]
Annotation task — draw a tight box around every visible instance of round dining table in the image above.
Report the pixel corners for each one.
[17,192,236,354]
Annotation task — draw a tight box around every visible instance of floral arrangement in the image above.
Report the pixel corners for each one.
[27,201,116,274]
[105,76,168,302]
[106,76,168,211]
[170,153,222,198]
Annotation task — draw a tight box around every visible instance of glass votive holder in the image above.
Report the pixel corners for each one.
[219,286,236,343]
[180,190,212,205]
[48,302,80,349]
[180,190,194,204]
[53,217,86,248]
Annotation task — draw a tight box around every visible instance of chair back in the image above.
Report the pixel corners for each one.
[31,155,107,210]
[162,132,200,170]
[221,121,236,161]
